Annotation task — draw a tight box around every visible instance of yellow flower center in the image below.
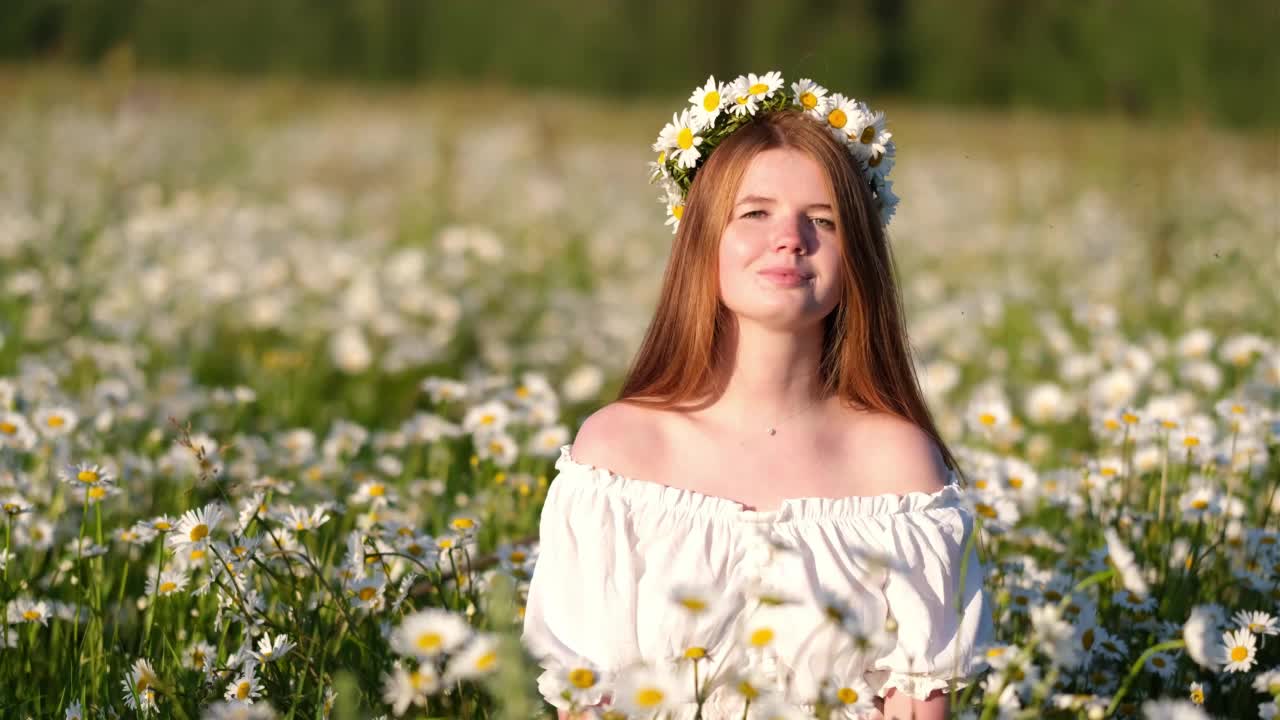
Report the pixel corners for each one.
[975,503,998,519]
[678,597,708,613]
[684,646,706,660]
[236,681,250,700]
[1104,419,1120,430]
[1007,476,1024,489]
[416,632,442,652]
[859,126,875,144]
[452,518,475,530]
[22,609,40,621]
[656,150,666,165]
[88,487,107,500]
[703,92,720,111]
[78,470,99,484]
[368,483,385,497]
[480,413,495,425]
[0,422,16,434]
[510,551,526,563]
[190,524,209,542]
[869,152,883,167]
[1183,436,1200,447]
[672,204,684,220]
[1191,499,1209,510]
[677,128,694,151]
[46,415,65,428]
[1230,646,1247,662]
[474,651,497,671]
[978,413,997,426]
[737,681,760,700]
[1190,688,1203,704]
[190,549,206,561]
[800,92,817,109]
[359,587,378,601]
[635,688,665,708]
[569,668,597,688]
[1232,404,1245,414]
[159,581,177,593]
[837,687,859,704]
[749,628,774,647]
[154,521,171,531]
[827,108,847,129]
[748,82,767,95]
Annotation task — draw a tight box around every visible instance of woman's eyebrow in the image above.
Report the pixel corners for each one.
[735,194,832,210]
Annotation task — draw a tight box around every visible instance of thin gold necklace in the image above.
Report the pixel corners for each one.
[740,394,825,442]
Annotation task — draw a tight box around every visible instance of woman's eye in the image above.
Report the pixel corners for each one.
[811,217,836,230]
[743,210,766,219]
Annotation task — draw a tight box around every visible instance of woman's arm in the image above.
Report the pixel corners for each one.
[880,688,947,719]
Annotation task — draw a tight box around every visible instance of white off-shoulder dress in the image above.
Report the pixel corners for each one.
[521,444,995,719]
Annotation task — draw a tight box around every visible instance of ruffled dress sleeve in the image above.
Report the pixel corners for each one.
[519,460,644,709]
[860,495,995,701]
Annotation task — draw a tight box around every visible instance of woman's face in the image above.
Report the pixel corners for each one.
[718,147,844,330]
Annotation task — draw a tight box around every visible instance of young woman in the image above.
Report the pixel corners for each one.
[522,74,994,720]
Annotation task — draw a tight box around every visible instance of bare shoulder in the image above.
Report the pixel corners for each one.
[844,411,950,497]
[567,401,666,480]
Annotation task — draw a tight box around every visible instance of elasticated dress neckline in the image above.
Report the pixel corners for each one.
[553,443,967,523]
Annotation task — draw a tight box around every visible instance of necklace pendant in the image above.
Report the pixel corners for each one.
[768,428,776,436]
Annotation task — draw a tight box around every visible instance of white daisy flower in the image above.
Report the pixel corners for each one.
[1233,609,1278,636]
[847,104,891,159]
[170,503,225,550]
[821,674,876,718]
[1144,650,1177,679]
[60,461,112,488]
[537,657,613,711]
[186,640,216,672]
[122,657,160,712]
[8,597,51,625]
[740,71,783,102]
[443,632,501,683]
[275,503,330,532]
[146,568,189,597]
[653,108,705,169]
[461,399,511,436]
[612,662,688,717]
[2,494,31,516]
[33,406,77,437]
[65,700,83,720]
[823,93,860,140]
[1253,668,1280,694]
[790,78,829,118]
[866,138,896,180]
[1188,681,1205,706]
[225,661,264,704]
[390,608,472,659]
[381,662,439,716]
[0,412,37,450]
[1219,627,1257,672]
[688,75,727,127]
[254,631,296,663]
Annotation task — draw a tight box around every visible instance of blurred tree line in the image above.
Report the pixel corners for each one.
[2,0,1276,128]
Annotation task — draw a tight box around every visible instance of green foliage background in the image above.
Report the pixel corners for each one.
[2,0,1277,128]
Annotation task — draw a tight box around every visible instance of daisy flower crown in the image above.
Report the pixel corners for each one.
[649,71,898,235]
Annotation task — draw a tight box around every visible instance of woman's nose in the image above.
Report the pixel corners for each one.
[773,215,811,253]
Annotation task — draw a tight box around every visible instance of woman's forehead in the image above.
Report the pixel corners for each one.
[735,148,832,203]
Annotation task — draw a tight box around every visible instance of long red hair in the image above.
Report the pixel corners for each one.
[615,109,963,480]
